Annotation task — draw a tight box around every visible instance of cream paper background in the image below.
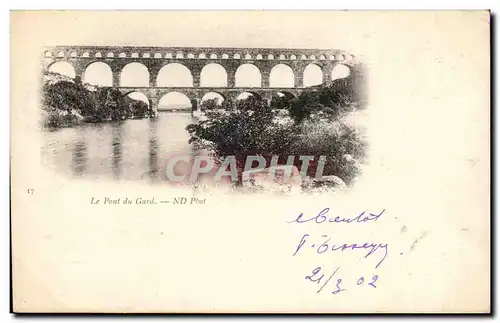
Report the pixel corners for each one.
[10,11,490,313]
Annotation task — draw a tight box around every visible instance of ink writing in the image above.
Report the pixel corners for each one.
[305,265,379,295]
[293,233,388,269]
[288,208,385,225]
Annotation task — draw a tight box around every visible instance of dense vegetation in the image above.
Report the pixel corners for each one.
[186,64,367,187]
[41,73,152,129]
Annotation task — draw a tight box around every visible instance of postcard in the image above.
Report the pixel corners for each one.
[10,10,490,313]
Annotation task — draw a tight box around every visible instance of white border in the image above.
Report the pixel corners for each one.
[4,2,498,322]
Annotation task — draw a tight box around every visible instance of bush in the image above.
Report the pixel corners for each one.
[41,108,83,129]
[200,98,220,111]
[294,117,365,185]
[186,99,366,186]
[187,96,299,169]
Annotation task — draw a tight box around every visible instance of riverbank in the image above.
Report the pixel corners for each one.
[41,72,154,129]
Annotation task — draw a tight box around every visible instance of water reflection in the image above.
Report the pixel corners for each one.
[42,112,194,182]
[148,118,159,178]
[111,121,124,179]
[71,139,87,176]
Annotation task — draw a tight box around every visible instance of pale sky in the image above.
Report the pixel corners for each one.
[28,11,364,50]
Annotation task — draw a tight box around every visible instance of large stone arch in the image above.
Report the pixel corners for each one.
[83,61,113,86]
[201,91,226,103]
[200,92,226,110]
[156,63,193,87]
[269,63,295,88]
[303,63,323,87]
[123,91,150,104]
[235,91,262,101]
[200,63,227,87]
[235,64,262,88]
[47,61,76,79]
[120,62,150,87]
[158,92,193,110]
[331,64,351,81]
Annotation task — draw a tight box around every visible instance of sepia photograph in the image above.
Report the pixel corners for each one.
[40,44,367,194]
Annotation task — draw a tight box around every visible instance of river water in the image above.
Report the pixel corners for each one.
[41,112,195,182]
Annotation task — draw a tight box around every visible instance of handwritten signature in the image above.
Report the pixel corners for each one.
[292,233,388,269]
[288,208,385,225]
[306,265,378,295]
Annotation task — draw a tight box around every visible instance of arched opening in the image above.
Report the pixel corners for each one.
[154,53,162,58]
[120,62,150,87]
[106,52,114,58]
[83,62,113,86]
[235,64,261,87]
[156,63,193,87]
[48,61,76,79]
[126,92,149,104]
[210,54,217,59]
[201,92,225,110]
[201,92,225,103]
[235,91,261,101]
[269,64,294,88]
[44,51,52,57]
[158,92,192,111]
[303,63,323,87]
[331,64,351,81]
[270,91,296,109]
[200,63,227,87]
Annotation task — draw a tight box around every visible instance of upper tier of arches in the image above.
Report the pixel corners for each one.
[46,60,352,88]
[43,48,356,63]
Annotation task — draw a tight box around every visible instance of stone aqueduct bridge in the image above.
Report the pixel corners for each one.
[42,46,359,110]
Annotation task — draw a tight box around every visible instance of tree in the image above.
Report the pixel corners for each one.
[42,81,94,115]
[200,98,220,111]
[186,96,298,173]
[289,65,367,123]
[270,93,295,110]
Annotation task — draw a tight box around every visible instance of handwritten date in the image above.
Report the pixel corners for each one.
[306,265,378,295]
